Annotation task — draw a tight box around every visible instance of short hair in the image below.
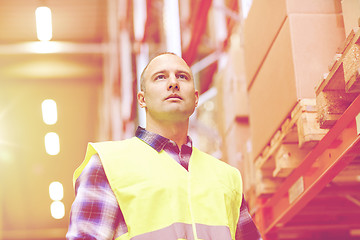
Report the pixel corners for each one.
[140,52,183,91]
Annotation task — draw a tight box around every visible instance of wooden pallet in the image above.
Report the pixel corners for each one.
[315,27,360,128]
[316,27,360,94]
[255,99,327,169]
[254,99,328,197]
[255,168,283,197]
[273,143,308,178]
[316,90,358,128]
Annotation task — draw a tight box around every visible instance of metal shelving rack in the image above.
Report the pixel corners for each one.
[255,93,360,239]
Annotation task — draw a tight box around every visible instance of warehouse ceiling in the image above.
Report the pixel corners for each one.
[0,0,105,82]
[0,0,106,42]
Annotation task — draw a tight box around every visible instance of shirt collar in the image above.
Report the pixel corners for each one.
[135,126,192,152]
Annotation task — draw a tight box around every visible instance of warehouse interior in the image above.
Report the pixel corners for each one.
[1,0,360,239]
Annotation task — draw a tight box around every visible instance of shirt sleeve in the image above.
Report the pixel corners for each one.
[235,195,263,240]
[66,154,128,240]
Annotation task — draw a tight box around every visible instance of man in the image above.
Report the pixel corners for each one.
[66,53,262,240]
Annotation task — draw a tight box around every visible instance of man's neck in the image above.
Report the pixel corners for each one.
[145,119,189,148]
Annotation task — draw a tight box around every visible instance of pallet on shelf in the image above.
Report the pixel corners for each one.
[297,111,329,148]
[255,99,326,169]
[255,168,282,197]
[254,99,328,197]
[255,94,360,237]
[273,144,308,178]
[316,28,360,93]
[315,28,360,128]
[316,90,358,128]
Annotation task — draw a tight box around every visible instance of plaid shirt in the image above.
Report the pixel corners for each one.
[66,127,262,240]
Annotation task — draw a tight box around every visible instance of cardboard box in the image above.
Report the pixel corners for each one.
[214,44,249,134]
[248,13,345,160]
[341,0,360,36]
[244,0,342,88]
[222,121,250,168]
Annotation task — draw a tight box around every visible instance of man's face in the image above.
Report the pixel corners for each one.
[138,54,199,122]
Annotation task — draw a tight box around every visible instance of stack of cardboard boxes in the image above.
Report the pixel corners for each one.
[244,0,345,166]
[212,0,359,233]
[214,0,360,209]
[341,0,360,36]
[242,0,346,198]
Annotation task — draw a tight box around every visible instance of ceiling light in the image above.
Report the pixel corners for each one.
[29,41,62,54]
[42,99,57,125]
[35,6,53,41]
[163,0,181,56]
[44,132,60,155]
[49,181,64,201]
[50,201,65,219]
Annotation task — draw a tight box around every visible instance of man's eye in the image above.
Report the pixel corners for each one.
[178,74,188,80]
[155,75,165,80]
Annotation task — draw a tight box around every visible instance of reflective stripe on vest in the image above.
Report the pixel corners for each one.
[131,223,232,240]
[74,137,243,240]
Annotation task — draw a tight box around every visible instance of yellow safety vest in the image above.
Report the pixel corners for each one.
[74,137,243,240]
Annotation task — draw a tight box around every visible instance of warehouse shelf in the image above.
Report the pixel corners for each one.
[256,93,360,239]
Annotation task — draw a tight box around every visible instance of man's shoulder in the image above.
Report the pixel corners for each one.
[91,137,137,147]
[89,137,144,153]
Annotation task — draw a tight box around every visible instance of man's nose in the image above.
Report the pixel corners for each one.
[168,75,180,91]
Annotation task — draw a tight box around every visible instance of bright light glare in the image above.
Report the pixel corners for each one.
[42,99,57,125]
[29,41,62,54]
[133,0,147,41]
[50,201,65,219]
[49,181,64,201]
[163,0,181,56]
[35,6,53,41]
[45,132,60,155]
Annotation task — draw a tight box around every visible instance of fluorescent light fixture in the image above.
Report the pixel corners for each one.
[163,0,182,56]
[241,0,253,19]
[213,0,227,43]
[50,201,65,219]
[133,0,147,41]
[0,41,105,54]
[30,41,61,54]
[42,99,57,125]
[35,6,53,41]
[49,181,64,201]
[44,132,60,155]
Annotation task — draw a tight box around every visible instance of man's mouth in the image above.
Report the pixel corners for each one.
[166,94,182,100]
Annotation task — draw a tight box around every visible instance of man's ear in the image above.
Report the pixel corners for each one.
[137,91,146,108]
[194,90,199,107]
